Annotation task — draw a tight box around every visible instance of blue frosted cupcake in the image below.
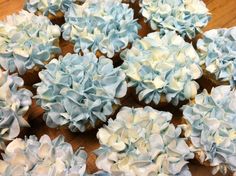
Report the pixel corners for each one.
[0,69,32,149]
[34,52,127,132]
[62,0,140,60]
[121,31,202,107]
[182,85,236,175]
[140,0,211,39]
[95,106,194,175]
[0,11,61,85]
[197,27,236,89]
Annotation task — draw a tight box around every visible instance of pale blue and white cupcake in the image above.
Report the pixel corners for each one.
[197,27,236,88]
[34,52,127,132]
[140,0,211,39]
[182,85,236,175]
[95,106,194,175]
[121,31,202,107]
[0,135,88,175]
[62,0,140,59]
[0,10,61,84]
[0,69,32,149]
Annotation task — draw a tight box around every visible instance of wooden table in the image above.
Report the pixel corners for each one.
[0,0,236,175]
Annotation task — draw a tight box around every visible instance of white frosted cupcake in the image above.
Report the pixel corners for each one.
[182,85,236,175]
[95,106,194,175]
[121,31,202,107]
[0,69,32,149]
[0,10,61,85]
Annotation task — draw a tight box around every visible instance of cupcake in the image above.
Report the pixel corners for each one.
[182,85,236,175]
[0,135,88,175]
[197,27,236,90]
[62,0,140,63]
[0,10,61,85]
[121,31,202,107]
[95,106,194,175]
[34,52,127,132]
[24,0,79,25]
[139,0,211,39]
[0,69,32,149]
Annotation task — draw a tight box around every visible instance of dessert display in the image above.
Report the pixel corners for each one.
[34,52,127,132]
[0,10,61,85]
[95,106,194,175]
[62,0,140,59]
[197,27,236,88]
[182,85,236,175]
[0,69,32,149]
[121,31,202,107]
[0,0,235,175]
[140,0,211,39]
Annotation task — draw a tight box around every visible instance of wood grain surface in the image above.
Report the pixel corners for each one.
[0,0,236,175]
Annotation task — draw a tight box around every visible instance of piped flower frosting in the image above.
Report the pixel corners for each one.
[62,0,140,58]
[182,86,236,175]
[0,69,32,149]
[197,27,236,86]
[0,135,87,175]
[34,53,127,132]
[121,31,202,106]
[0,10,61,75]
[140,0,210,39]
[24,0,77,16]
[95,106,194,176]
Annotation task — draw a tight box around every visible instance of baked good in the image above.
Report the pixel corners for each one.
[140,0,211,39]
[62,0,140,63]
[0,10,61,85]
[95,106,194,175]
[182,85,236,175]
[121,31,202,107]
[197,27,236,90]
[0,69,32,149]
[0,135,88,175]
[34,52,127,132]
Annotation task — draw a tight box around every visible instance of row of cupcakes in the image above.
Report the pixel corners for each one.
[0,85,236,175]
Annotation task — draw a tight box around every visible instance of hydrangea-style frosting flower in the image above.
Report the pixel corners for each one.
[140,0,210,39]
[35,53,127,132]
[0,10,61,75]
[0,135,88,175]
[197,27,236,86]
[95,106,194,175]
[0,69,32,149]
[121,31,202,106]
[182,86,236,175]
[62,0,140,58]
[24,0,77,16]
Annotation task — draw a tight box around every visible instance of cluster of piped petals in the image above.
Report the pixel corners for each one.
[62,0,140,58]
[140,0,210,39]
[0,10,61,75]
[197,27,236,86]
[95,106,194,176]
[182,86,236,175]
[121,31,202,106]
[35,53,127,132]
[0,69,32,149]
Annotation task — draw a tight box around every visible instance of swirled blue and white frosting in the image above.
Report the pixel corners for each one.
[197,27,236,86]
[62,0,140,58]
[35,53,127,132]
[140,0,210,39]
[0,10,61,75]
[0,135,88,175]
[24,0,77,16]
[0,69,32,149]
[182,85,236,175]
[121,31,202,106]
[95,106,194,176]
